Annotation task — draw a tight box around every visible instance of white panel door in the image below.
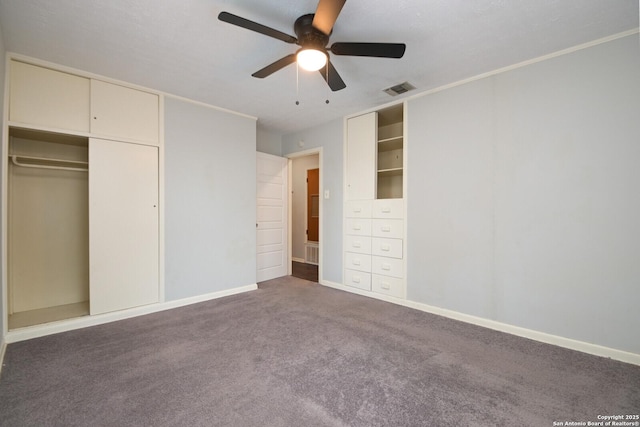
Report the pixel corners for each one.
[89,138,159,315]
[346,112,376,200]
[256,152,288,282]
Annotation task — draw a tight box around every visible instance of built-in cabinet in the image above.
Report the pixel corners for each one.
[5,58,161,329]
[344,103,406,299]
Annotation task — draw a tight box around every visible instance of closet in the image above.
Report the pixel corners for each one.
[8,129,90,328]
[5,58,161,329]
[343,103,406,299]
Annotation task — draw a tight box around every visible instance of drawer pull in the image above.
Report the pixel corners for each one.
[381,207,391,213]
[352,242,362,248]
[352,259,361,266]
[381,282,391,290]
[352,276,361,284]
[381,226,391,232]
[353,224,362,231]
[381,245,390,252]
[382,263,391,271]
[353,207,362,213]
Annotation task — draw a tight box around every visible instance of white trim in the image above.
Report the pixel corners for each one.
[405,29,640,104]
[342,29,640,124]
[319,280,640,366]
[7,52,257,123]
[157,94,166,303]
[0,337,6,376]
[2,53,11,341]
[286,147,324,283]
[163,93,257,122]
[291,257,305,263]
[4,284,257,344]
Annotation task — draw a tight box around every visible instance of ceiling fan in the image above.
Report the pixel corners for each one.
[218,0,406,91]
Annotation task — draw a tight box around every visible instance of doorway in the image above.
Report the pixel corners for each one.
[288,149,321,283]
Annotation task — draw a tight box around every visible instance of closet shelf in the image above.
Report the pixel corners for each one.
[378,136,403,152]
[10,155,88,172]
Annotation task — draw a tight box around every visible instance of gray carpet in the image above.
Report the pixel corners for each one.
[1,276,638,426]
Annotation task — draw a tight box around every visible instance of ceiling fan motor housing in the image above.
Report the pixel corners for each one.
[295,14,330,51]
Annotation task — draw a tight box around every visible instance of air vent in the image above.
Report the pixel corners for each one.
[383,81,415,96]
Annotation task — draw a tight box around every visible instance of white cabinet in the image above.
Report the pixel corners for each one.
[344,103,406,299]
[89,138,159,315]
[5,58,162,328]
[346,112,376,200]
[8,60,160,146]
[91,80,160,145]
[344,200,373,291]
[9,61,91,132]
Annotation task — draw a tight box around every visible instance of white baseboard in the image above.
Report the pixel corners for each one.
[5,284,258,344]
[291,257,305,263]
[320,280,640,366]
[0,336,6,376]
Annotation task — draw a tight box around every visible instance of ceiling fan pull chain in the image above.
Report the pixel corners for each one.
[296,61,300,105]
[325,65,330,104]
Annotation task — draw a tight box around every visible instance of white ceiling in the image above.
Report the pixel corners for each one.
[0,0,638,135]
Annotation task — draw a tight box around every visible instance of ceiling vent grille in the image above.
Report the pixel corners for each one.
[383,81,415,96]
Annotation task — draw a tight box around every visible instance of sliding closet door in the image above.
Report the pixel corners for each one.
[89,138,159,315]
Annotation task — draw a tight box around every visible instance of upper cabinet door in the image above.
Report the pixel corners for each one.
[90,80,159,145]
[9,61,90,132]
[346,112,377,200]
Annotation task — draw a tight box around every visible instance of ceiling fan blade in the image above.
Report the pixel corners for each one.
[312,0,346,35]
[252,54,297,78]
[218,11,297,44]
[318,60,346,91]
[331,42,406,58]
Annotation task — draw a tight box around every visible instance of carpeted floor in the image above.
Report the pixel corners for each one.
[1,276,639,426]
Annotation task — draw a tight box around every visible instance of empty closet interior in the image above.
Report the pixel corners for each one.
[7,127,90,329]
[376,104,404,199]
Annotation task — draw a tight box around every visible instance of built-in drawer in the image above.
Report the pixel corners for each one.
[344,269,371,291]
[345,235,372,255]
[371,237,403,259]
[345,218,372,236]
[371,219,403,239]
[373,199,404,219]
[345,252,372,273]
[345,200,372,218]
[371,256,404,279]
[372,274,404,298]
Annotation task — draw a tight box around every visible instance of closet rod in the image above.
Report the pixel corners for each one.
[10,155,88,172]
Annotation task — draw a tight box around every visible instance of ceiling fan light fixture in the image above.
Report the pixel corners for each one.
[297,48,327,71]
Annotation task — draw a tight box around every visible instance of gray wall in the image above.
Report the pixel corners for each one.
[256,128,282,156]
[0,20,5,340]
[164,97,257,300]
[282,119,343,283]
[407,35,640,355]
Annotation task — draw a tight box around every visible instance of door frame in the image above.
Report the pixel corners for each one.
[286,147,323,281]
